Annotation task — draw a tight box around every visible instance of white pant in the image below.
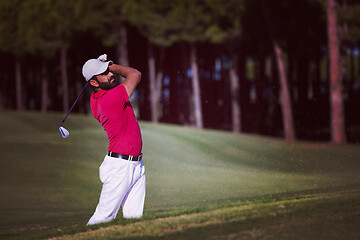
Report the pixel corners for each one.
[87,155,146,225]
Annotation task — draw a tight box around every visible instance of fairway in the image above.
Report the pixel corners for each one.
[0,111,359,239]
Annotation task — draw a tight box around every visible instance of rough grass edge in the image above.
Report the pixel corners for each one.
[2,184,359,240]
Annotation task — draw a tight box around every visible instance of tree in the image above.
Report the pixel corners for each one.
[116,18,129,67]
[206,0,245,133]
[126,0,224,128]
[229,54,241,132]
[94,1,130,70]
[327,0,346,143]
[189,42,203,128]
[16,0,70,113]
[242,0,330,140]
[172,0,231,129]
[273,41,296,141]
[15,0,72,113]
[0,0,27,111]
[123,0,170,123]
[17,0,120,113]
[336,0,360,142]
[147,42,165,122]
[261,2,296,141]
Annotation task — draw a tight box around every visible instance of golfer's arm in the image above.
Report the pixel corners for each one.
[109,64,141,97]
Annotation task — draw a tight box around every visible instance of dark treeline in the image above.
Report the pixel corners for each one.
[0,0,359,143]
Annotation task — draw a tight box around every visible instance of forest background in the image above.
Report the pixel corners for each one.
[0,0,359,144]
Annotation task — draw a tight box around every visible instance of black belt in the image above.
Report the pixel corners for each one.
[107,151,143,161]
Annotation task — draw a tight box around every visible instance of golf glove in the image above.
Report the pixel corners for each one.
[98,54,107,62]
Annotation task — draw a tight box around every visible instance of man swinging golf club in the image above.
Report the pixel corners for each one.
[82,54,145,225]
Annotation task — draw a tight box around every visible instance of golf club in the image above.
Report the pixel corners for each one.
[58,82,89,138]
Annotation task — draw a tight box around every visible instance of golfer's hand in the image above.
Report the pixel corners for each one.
[98,54,107,62]
[110,64,141,97]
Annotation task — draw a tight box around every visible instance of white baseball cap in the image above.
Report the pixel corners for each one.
[82,59,112,81]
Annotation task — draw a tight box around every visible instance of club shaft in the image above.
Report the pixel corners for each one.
[60,82,89,127]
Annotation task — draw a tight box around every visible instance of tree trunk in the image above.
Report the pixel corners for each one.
[15,59,24,111]
[148,42,157,122]
[274,43,296,141]
[155,49,164,120]
[229,53,241,133]
[148,42,164,123]
[41,60,48,113]
[60,43,69,113]
[262,5,296,141]
[190,43,203,129]
[117,20,129,67]
[327,0,346,143]
[180,43,192,125]
[116,20,141,116]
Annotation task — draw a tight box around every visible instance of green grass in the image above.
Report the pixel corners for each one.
[52,190,360,240]
[0,111,359,239]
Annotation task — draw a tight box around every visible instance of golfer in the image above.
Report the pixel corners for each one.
[82,54,145,225]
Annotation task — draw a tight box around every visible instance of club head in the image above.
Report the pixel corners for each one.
[59,126,70,138]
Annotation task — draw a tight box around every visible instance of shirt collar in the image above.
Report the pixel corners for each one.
[92,89,107,99]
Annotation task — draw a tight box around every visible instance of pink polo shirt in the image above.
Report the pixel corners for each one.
[90,84,142,156]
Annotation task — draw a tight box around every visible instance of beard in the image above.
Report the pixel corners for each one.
[98,76,120,90]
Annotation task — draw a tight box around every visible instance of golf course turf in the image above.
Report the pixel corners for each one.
[0,111,359,239]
